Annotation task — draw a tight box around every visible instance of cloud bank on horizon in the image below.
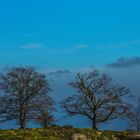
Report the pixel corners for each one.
[107,57,140,68]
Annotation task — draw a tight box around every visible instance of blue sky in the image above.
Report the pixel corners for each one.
[0,0,140,69]
[1,0,140,130]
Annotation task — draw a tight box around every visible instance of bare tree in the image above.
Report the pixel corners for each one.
[0,66,50,129]
[31,94,55,128]
[60,69,130,130]
[127,98,140,132]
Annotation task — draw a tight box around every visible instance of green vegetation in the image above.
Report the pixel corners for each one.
[0,126,139,140]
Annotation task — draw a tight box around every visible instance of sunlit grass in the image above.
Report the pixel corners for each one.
[0,126,139,140]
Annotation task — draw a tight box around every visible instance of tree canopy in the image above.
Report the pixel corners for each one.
[61,69,130,130]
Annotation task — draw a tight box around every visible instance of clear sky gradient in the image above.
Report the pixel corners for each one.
[0,0,140,69]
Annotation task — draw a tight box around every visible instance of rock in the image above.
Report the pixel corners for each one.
[72,133,91,140]
[128,134,140,140]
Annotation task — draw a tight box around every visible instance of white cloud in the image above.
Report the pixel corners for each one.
[20,43,44,49]
[19,43,89,52]
[48,44,89,54]
[21,33,33,37]
[74,44,89,49]
[95,40,140,50]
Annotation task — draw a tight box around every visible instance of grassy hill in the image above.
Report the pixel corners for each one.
[0,126,139,140]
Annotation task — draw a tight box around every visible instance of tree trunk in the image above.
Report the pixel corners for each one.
[19,109,26,129]
[20,116,26,129]
[92,120,98,130]
[92,113,98,130]
[43,121,47,129]
[43,119,48,129]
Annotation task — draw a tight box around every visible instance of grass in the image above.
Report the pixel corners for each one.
[0,126,139,140]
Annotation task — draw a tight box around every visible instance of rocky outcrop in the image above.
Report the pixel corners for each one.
[72,133,90,140]
[72,133,120,140]
[127,134,140,140]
